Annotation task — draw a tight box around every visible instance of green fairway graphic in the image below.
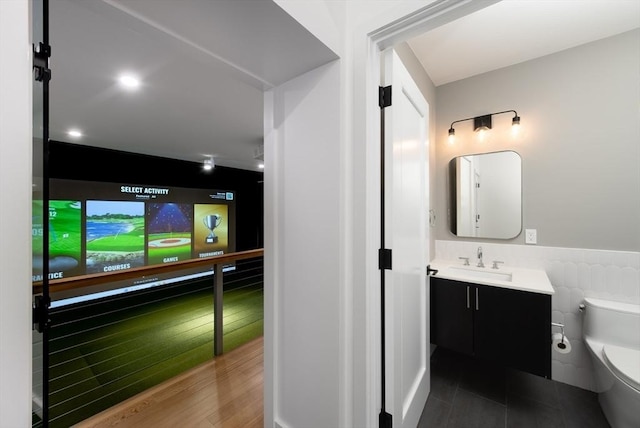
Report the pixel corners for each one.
[32,199,44,281]
[48,200,82,277]
[86,200,145,274]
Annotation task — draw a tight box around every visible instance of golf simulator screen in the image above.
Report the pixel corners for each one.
[33,179,236,286]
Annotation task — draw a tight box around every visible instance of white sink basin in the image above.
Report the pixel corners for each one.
[429,258,554,295]
[448,266,513,282]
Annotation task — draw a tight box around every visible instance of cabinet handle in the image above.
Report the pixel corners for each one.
[475,288,479,311]
[466,286,470,309]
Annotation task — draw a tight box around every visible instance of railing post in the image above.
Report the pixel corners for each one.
[213,263,224,356]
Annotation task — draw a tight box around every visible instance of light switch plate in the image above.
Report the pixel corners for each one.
[525,229,537,244]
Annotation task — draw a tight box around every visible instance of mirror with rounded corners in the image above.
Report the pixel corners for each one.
[448,150,522,239]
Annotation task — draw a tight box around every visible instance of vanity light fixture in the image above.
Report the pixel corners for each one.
[448,110,521,144]
[511,113,521,135]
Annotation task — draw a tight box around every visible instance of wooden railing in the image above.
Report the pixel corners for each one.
[34,248,263,294]
[34,248,264,356]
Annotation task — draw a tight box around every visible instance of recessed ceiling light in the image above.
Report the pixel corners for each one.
[118,74,140,90]
[203,158,214,171]
[67,129,82,138]
[258,163,264,169]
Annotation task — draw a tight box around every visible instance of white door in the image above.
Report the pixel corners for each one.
[382,49,430,428]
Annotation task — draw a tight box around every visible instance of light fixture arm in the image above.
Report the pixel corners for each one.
[491,109,518,117]
[448,109,520,138]
[492,109,520,126]
[449,115,478,130]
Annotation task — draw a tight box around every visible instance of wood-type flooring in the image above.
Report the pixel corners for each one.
[75,336,264,428]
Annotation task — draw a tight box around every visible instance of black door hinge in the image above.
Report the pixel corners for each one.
[379,85,392,109]
[427,264,439,276]
[379,248,392,270]
[33,295,51,333]
[379,410,392,428]
[33,42,51,83]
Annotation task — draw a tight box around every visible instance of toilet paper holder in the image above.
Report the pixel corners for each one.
[551,322,566,343]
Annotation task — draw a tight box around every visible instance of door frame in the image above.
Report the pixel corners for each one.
[362,1,500,424]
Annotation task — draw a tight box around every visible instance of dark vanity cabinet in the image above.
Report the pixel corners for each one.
[430,277,551,378]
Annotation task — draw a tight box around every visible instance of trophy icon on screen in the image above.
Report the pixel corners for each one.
[203,214,223,244]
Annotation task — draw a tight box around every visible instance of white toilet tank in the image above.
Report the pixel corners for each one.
[583,297,640,349]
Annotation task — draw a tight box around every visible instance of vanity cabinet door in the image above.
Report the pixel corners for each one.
[473,285,551,378]
[430,277,474,355]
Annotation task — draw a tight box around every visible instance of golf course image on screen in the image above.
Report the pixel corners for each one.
[38,179,237,286]
[32,199,44,281]
[86,200,145,274]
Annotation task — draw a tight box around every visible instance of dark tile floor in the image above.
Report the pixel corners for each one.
[418,347,612,428]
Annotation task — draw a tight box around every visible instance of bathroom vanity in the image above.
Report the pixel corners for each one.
[429,259,554,378]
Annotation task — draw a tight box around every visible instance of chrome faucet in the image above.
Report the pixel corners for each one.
[477,246,484,268]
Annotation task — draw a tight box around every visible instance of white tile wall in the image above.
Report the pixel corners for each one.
[434,239,640,391]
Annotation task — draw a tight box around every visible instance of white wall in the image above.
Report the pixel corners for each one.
[264,61,343,428]
[0,1,34,426]
[436,29,640,251]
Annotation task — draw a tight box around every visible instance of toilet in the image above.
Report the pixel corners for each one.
[582,297,640,428]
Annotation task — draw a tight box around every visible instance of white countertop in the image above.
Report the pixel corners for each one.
[429,258,555,295]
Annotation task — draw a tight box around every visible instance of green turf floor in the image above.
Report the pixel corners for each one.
[45,279,263,428]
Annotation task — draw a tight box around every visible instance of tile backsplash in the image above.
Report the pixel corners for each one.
[434,240,640,391]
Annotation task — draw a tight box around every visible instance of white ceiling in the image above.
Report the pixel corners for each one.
[48,1,640,171]
[407,0,640,86]
[49,0,337,171]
